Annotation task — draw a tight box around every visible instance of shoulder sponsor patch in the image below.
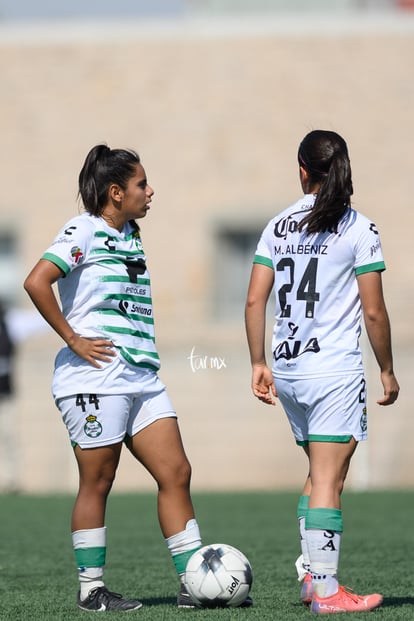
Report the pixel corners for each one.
[71,246,84,264]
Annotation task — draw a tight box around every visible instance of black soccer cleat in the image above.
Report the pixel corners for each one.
[177,583,197,608]
[77,586,143,612]
[176,583,253,609]
[241,595,254,607]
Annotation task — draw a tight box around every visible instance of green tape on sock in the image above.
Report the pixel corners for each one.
[297,495,310,519]
[172,547,201,575]
[74,546,106,569]
[306,508,343,532]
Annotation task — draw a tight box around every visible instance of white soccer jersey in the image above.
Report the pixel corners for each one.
[253,194,385,378]
[42,213,160,392]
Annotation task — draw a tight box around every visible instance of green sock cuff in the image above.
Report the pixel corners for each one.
[74,546,106,569]
[306,508,343,533]
[172,547,201,575]
[297,495,310,519]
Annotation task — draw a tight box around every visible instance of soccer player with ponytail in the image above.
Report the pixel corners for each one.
[245,130,399,614]
[24,144,204,611]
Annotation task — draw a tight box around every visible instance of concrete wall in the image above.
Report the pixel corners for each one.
[0,12,412,492]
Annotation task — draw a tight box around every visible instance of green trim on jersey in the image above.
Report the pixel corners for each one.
[120,348,160,370]
[296,435,353,445]
[103,297,152,308]
[42,252,70,275]
[100,275,151,286]
[94,230,140,241]
[355,261,385,275]
[98,325,155,342]
[103,293,152,303]
[253,254,274,269]
[91,248,144,259]
[122,347,159,360]
[94,258,129,265]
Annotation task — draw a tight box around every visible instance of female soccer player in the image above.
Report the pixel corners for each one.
[24,145,202,611]
[245,130,399,614]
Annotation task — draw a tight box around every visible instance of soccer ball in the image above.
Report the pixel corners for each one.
[184,543,253,608]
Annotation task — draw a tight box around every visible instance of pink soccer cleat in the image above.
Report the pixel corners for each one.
[300,573,313,606]
[310,585,383,614]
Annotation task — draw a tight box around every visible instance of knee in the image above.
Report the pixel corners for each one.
[96,474,116,496]
[79,469,116,497]
[159,457,192,490]
[177,458,192,486]
[172,456,192,487]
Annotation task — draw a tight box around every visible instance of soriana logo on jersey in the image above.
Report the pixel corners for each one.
[70,246,84,264]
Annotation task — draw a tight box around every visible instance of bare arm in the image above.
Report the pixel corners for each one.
[245,263,277,405]
[357,270,399,405]
[23,259,115,368]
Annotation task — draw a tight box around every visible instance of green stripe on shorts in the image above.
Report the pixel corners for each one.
[308,434,353,443]
[296,435,352,446]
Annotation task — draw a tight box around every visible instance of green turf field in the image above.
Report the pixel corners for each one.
[0,490,413,620]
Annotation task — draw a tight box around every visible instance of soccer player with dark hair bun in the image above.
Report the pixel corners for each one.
[245,130,399,614]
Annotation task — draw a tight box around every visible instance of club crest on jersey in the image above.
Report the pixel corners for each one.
[71,246,84,264]
[84,415,103,438]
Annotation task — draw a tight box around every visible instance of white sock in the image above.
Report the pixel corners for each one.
[311,572,339,598]
[166,519,202,577]
[78,571,105,601]
[298,516,311,573]
[306,528,341,598]
[72,527,106,600]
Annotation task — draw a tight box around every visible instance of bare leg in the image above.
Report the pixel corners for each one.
[127,417,195,538]
[308,439,358,509]
[301,439,358,600]
[72,443,123,531]
[301,445,312,496]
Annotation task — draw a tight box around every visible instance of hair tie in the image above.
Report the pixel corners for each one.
[299,152,329,176]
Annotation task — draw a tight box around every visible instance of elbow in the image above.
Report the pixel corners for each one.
[363,304,388,325]
[23,274,33,295]
[245,296,255,311]
[23,272,39,300]
[245,287,267,308]
[245,295,261,313]
[23,275,31,295]
[245,295,266,320]
[363,309,377,324]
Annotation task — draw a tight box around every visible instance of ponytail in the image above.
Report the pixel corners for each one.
[78,144,141,216]
[297,130,353,234]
